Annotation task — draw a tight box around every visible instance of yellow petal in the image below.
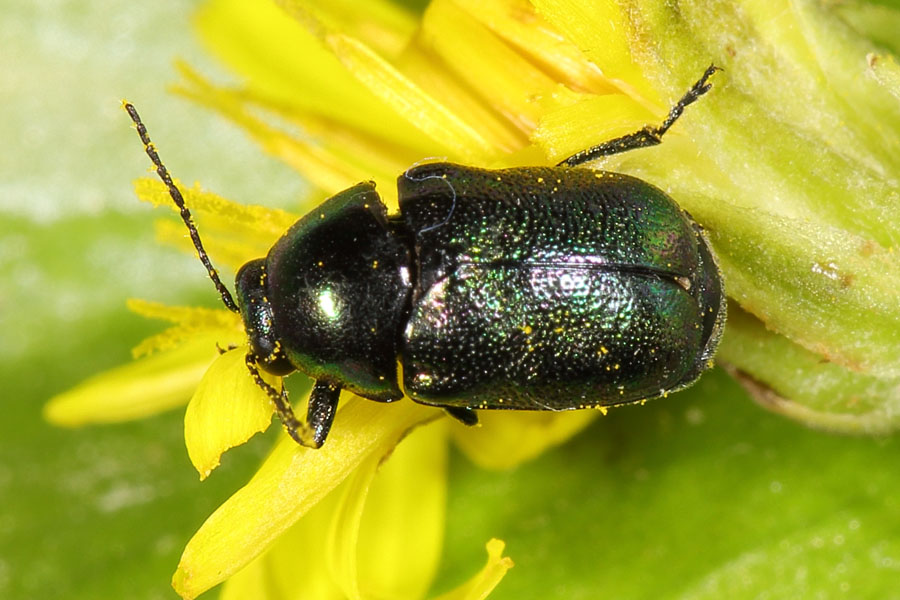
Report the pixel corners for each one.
[45,334,223,426]
[134,176,298,240]
[431,539,514,600]
[420,0,575,135]
[126,299,242,358]
[533,92,657,163]
[219,420,447,600]
[395,48,527,156]
[173,63,398,197]
[220,480,347,600]
[135,177,298,271]
[184,347,277,480]
[126,298,237,325]
[172,398,438,600]
[218,554,272,600]
[452,410,598,470]
[326,33,496,162]
[195,0,425,148]
[277,0,417,59]
[354,420,448,599]
[450,0,618,96]
[532,0,658,104]
[326,452,378,600]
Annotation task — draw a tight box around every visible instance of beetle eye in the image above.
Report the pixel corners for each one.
[235,259,295,376]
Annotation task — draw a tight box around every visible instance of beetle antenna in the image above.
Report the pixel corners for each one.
[558,64,721,167]
[123,101,239,313]
[653,64,720,138]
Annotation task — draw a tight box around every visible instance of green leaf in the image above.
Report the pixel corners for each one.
[435,369,900,599]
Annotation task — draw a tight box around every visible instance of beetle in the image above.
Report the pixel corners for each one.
[125,65,725,448]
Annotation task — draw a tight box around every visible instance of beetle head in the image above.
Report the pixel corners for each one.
[235,258,295,376]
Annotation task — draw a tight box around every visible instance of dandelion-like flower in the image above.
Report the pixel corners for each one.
[45,0,900,598]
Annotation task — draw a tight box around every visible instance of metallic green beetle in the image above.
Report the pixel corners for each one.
[127,65,725,448]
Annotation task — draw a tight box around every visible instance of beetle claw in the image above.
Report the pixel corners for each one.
[244,354,332,448]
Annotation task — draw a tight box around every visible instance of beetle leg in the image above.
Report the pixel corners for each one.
[245,353,325,448]
[307,380,342,447]
[444,406,479,426]
[558,64,720,167]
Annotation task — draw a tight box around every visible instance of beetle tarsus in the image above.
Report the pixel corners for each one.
[558,64,720,167]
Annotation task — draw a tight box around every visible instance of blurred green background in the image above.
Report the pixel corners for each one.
[4,1,900,599]
[1,1,301,598]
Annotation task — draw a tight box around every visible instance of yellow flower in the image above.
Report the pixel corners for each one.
[44,0,900,598]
